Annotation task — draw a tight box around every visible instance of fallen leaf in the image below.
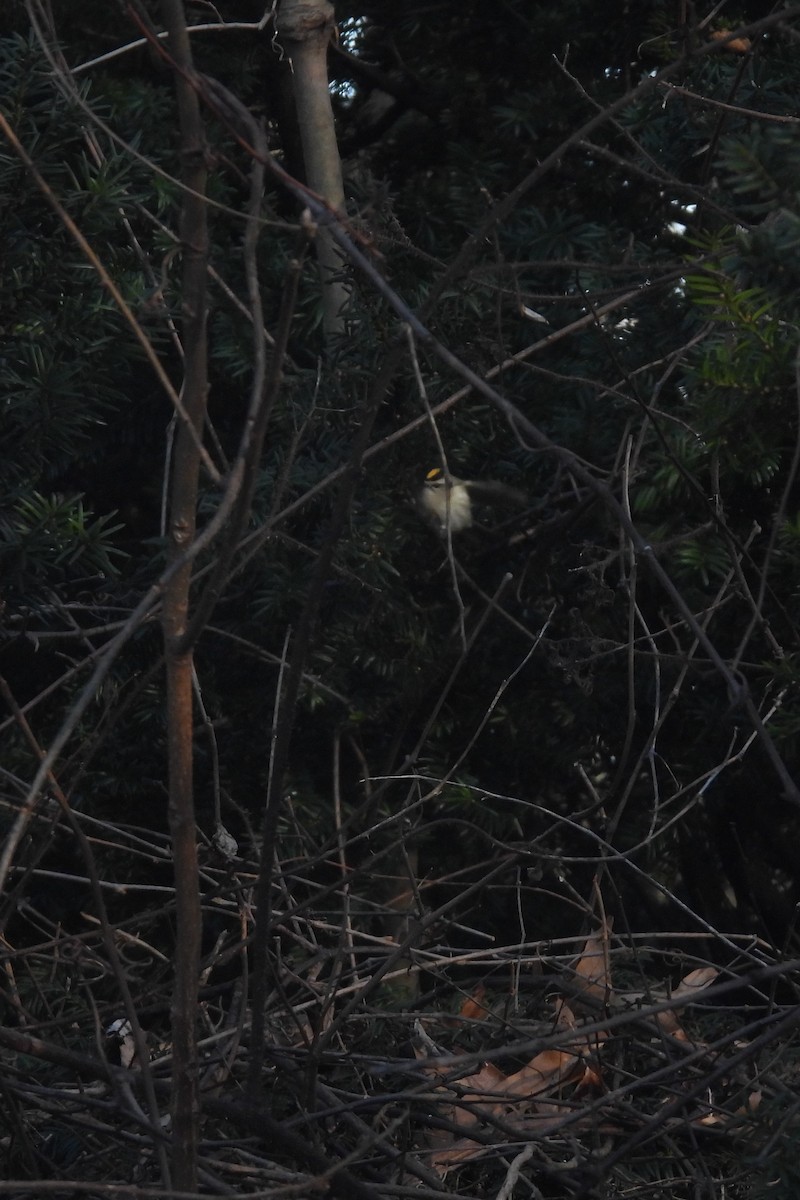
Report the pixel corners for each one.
[448,1061,507,1127]
[656,967,718,1042]
[575,1061,604,1092]
[673,967,719,998]
[456,984,490,1023]
[554,999,577,1030]
[571,923,613,1009]
[710,29,751,53]
[504,1049,581,1098]
[738,1089,762,1117]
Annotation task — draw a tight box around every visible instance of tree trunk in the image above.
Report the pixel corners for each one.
[277,0,349,340]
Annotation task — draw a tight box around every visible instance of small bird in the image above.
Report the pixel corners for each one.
[417,467,527,535]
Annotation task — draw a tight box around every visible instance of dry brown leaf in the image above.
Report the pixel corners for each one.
[432,1138,487,1173]
[431,1104,575,1171]
[448,1061,507,1127]
[504,1048,581,1098]
[422,1059,503,1167]
[571,923,613,1008]
[426,1061,512,1173]
[693,1088,762,1129]
[430,1104,581,1173]
[653,1001,687,1039]
[737,1089,762,1117]
[456,984,490,1023]
[575,1061,604,1092]
[710,29,752,53]
[427,1035,607,1175]
[526,1107,618,1135]
[673,966,719,997]
[431,1100,616,1174]
[415,1046,503,1087]
[554,999,577,1029]
[552,997,608,1062]
[657,966,719,1041]
[425,931,736,1176]
[428,1041,591,1147]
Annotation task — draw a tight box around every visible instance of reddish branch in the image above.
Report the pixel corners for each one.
[158,0,209,1187]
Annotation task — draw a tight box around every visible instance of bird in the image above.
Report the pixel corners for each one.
[417,467,527,535]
